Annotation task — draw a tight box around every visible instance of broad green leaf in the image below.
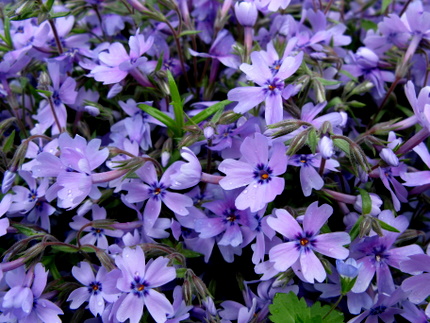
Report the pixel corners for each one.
[270,292,306,323]
[167,70,184,132]
[376,218,400,233]
[309,301,344,323]
[138,103,177,130]
[357,188,372,215]
[270,292,343,323]
[186,100,232,125]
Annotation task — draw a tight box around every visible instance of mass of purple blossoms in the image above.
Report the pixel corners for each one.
[1,0,430,322]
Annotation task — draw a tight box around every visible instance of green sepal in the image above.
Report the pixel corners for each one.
[357,188,372,215]
[3,130,15,153]
[349,215,364,241]
[179,30,202,37]
[376,218,400,233]
[50,245,80,253]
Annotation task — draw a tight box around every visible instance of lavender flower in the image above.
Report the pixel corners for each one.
[68,262,118,317]
[228,50,303,124]
[267,202,350,283]
[218,133,287,212]
[106,246,176,323]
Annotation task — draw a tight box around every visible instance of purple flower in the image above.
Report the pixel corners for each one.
[0,263,63,322]
[267,202,350,283]
[89,31,153,87]
[400,253,430,317]
[195,189,253,248]
[350,211,423,294]
[32,60,77,135]
[69,205,124,249]
[32,133,109,210]
[234,0,258,27]
[228,51,303,124]
[289,153,339,197]
[8,170,55,232]
[123,161,193,228]
[218,133,287,212]
[68,262,119,317]
[107,246,176,323]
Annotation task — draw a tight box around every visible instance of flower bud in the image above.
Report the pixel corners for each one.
[336,258,361,294]
[1,170,16,194]
[379,148,399,167]
[203,123,216,139]
[354,193,382,216]
[37,71,51,91]
[318,136,334,159]
[234,1,258,27]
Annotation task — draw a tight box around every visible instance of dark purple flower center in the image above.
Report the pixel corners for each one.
[91,227,105,237]
[371,245,389,263]
[223,207,240,224]
[253,163,273,184]
[149,183,166,200]
[88,281,102,295]
[264,78,283,95]
[299,155,310,165]
[131,276,148,297]
[16,26,24,34]
[369,305,387,316]
[28,189,38,202]
[295,231,315,251]
[270,60,283,75]
[52,90,62,106]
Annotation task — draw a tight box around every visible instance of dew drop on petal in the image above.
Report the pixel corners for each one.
[98,302,103,306]
[243,190,248,194]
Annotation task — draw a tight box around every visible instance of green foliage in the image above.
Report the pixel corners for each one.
[269,292,344,323]
[357,188,372,215]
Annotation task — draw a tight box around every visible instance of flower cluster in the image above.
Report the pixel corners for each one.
[0,0,430,322]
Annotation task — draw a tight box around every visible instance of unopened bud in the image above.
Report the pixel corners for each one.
[350,81,374,96]
[234,1,258,27]
[96,249,116,271]
[318,136,334,159]
[350,143,370,174]
[371,218,384,237]
[359,215,373,238]
[179,133,201,148]
[1,170,16,194]
[218,111,242,125]
[287,128,310,155]
[161,138,172,167]
[203,123,216,139]
[37,71,51,91]
[380,148,399,167]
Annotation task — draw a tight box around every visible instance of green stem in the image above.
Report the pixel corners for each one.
[322,294,343,320]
